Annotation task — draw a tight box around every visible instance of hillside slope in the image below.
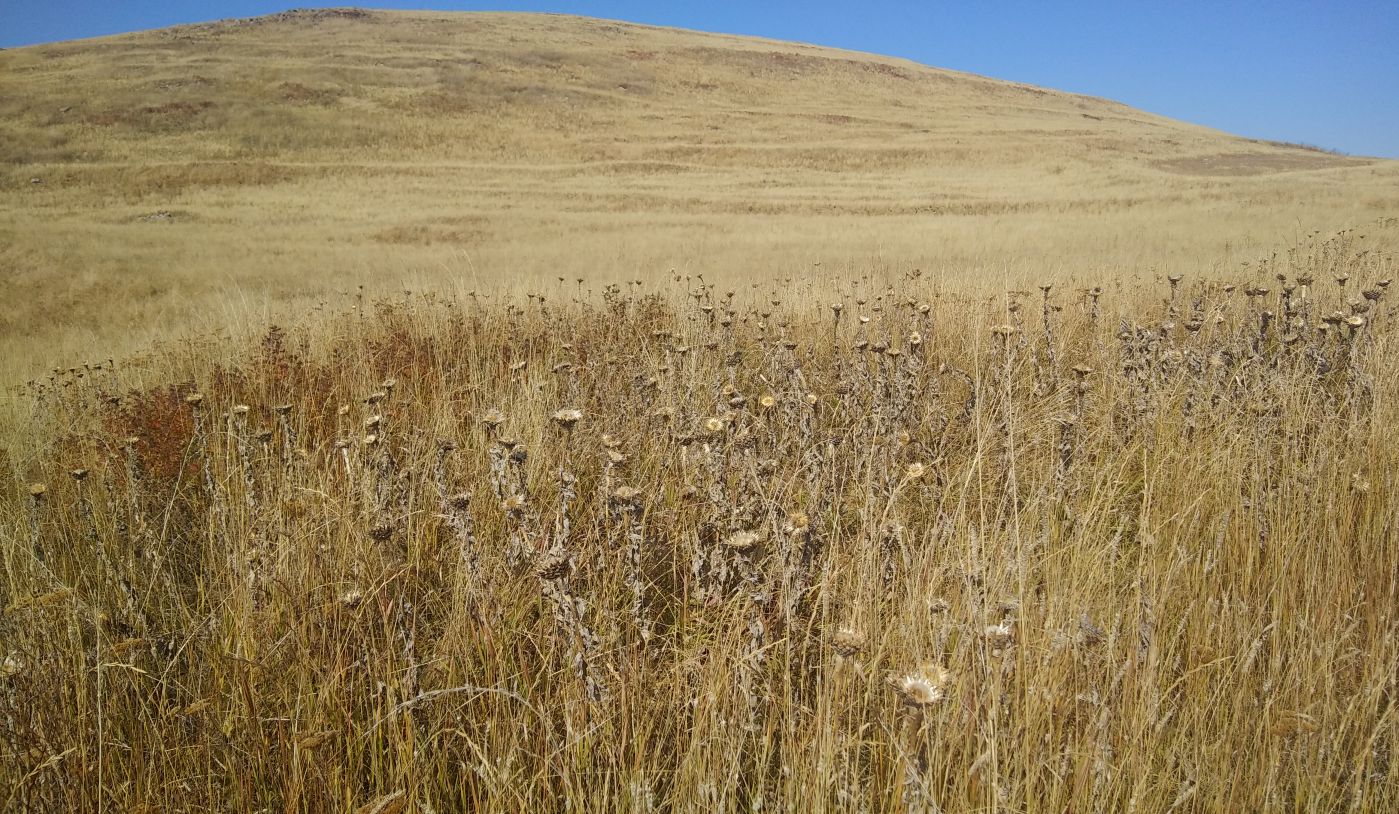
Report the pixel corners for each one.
[1,8,1396,381]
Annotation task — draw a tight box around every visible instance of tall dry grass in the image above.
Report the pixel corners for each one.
[2,227,1397,811]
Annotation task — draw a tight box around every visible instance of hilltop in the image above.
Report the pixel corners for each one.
[1,8,1396,381]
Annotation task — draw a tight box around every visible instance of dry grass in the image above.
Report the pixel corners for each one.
[4,10,1399,811]
[3,223,1399,810]
[3,9,1398,386]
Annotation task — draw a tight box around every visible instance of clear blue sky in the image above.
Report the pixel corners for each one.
[3,1,1397,157]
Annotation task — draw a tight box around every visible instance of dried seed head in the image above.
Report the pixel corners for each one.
[363,433,379,446]
[509,361,528,373]
[831,628,866,659]
[536,554,571,581]
[784,511,810,534]
[904,462,926,480]
[28,483,47,499]
[703,416,727,435]
[231,404,250,416]
[0,653,22,679]
[501,494,527,515]
[481,408,506,428]
[724,529,763,552]
[890,663,952,707]
[601,433,622,449]
[69,468,88,481]
[611,485,643,506]
[364,415,382,430]
[606,449,626,465]
[365,391,387,405]
[185,393,205,407]
[552,408,584,429]
[984,621,1015,648]
[337,404,351,417]
[758,394,777,410]
[254,429,273,443]
[340,588,364,608]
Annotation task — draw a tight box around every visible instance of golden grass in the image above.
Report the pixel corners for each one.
[4,10,1399,810]
[3,9,1398,387]
[2,224,1398,810]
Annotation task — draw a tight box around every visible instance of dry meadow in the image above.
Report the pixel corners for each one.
[3,9,1399,812]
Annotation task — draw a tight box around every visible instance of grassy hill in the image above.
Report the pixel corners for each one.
[2,9,1396,383]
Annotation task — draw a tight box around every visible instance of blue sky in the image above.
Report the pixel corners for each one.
[3,1,1397,157]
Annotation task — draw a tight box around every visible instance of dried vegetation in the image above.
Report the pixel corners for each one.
[3,227,1398,811]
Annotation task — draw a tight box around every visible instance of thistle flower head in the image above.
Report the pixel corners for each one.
[724,529,763,552]
[784,511,810,535]
[831,627,866,658]
[890,662,952,707]
[552,408,584,429]
[536,553,571,581]
[984,620,1015,648]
